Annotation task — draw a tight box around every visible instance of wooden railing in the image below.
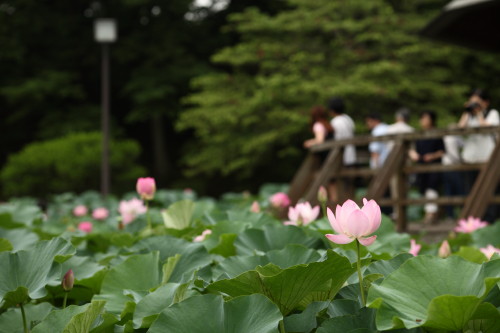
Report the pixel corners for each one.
[288,126,500,232]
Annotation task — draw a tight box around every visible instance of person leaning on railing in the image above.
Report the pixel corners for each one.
[458,88,500,222]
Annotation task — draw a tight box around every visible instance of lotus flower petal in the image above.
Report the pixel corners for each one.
[358,235,377,246]
[326,233,354,244]
[345,209,371,238]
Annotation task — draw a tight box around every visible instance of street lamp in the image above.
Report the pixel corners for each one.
[94,18,117,196]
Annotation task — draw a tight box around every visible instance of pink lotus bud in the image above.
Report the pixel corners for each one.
[409,239,421,257]
[480,245,500,260]
[73,205,88,217]
[62,269,74,291]
[137,177,156,200]
[193,229,212,242]
[92,207,109,220]
[454,216,488,233]
[438,240,451,258]
[250,201,261,213]
[317,186,328,203]
[325,198,381,246]
[269,192,291,208]
[78,221,93,233]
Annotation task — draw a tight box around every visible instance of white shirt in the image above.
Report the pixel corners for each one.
[462,109,499,163]
[442,135,463,165]
[331,114,356,165]
[369,123,389,169]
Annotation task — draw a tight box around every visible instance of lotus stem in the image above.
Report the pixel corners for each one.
[356,239,366,306]
[63,291,68,309]
[279,319,286,333]
[321,202,327,220]
[146,200,151,229]
[20,303,28,333]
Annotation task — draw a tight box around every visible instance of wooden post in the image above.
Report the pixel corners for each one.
[288,153,322,204]
[304,148,343,204]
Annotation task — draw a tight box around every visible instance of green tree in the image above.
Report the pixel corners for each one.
[178,0,500,188]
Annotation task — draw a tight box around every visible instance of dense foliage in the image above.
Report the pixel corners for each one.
[0,132,146,197]
[0,186,499,332]
[178,0,500,182]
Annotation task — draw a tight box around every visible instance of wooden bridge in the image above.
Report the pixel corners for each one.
[288,126,500,232]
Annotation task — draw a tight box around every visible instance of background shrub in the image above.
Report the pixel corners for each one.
[1,132,146,198]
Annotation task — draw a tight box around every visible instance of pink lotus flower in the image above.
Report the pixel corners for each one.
[73,205,88,217]
[118,198,147,225]
[317,186,328,203]
[250,201,261,213]
[193,229,212,242]
[454,216,488,233]
[480,245,500,260]
[62,269,75,291]
[269,192,291,208]
[325,198,381,246]
[92,207,109,220]
[409,239,421,256]
[78,221,93,233]
[137,177,156,200]
[438,240,451,258]
[284,202,320,226]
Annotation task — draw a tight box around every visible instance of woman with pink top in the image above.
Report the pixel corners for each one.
[303,106,334,151]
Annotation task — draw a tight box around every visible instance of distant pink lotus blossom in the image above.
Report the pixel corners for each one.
[269,192,291,208]
[284,202,320,226]
[325,198,381,246]
[438,240,451,258]
[92,207,109,220]
[118,198,147,225]
[317,186,328,203]
[193,229,212,242]
[78,221,93,233]
[137,177,156,200]
[480,245,500,260]
[184,188,193,195]
[454,216,488,233]
[409,239,421,256]
[250,201,261,213]
[73,205,88,217]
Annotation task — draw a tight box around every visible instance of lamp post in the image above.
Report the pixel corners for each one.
[94,18,117,196]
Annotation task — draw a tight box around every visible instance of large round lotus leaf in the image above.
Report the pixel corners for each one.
[367,255,500,331]
[148,294,282,333]
[0,237,74,306]
[472,222,500,248]
[234,224,322,255]
[93,252,161,314]
[208,250,355,315]
[31,300,105,333]
[131,235,213,283]
[0,302,53,333]
[0,228,38,251]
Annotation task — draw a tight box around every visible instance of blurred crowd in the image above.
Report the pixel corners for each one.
[303,89,499,223]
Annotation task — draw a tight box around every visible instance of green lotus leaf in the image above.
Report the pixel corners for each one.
[0,302,53,333]
[208,233,237,257]
[31,300,105,333]
[0,237,74,306]
[284,301,329,333]
[464,302,500,333]
[234,224,322,256]
[367,255,500,331]
[161,200,195,230]
[133,282,198,329]
[0,203,42,229]
[327,299,361,318]
[472,222,500,248]
[93,252,161,314]
[148,294,282,333]
[208,250,355,315]
[316,308,377,333]
[0,238,12,252]
[131,236,213,283]
[454,246,488,264]
[0,228,38,251]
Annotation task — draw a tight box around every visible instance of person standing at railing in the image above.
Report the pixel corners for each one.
[303,105,334,151]
[458,89,500,222]
[323,97,356,203]
[442,125,464,220]
[409,110,445,224]
[387,108,414,220]
[365,113,389,169]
